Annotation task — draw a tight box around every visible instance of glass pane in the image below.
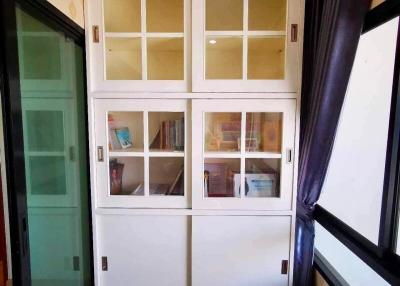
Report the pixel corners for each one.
[318,18,399,244]
[249,0,287,31]
[26,111,65,152]
[205,112,241,152]
[106,37,142,80]
[206,0,243,31]
[246,112,282,153]
[204,158,240,197]
[315,223,390,286]
[108,112,144,151]
[248,37,285,79]
[147,0,184,32]
[149,157,184,196]
[245,158,280,197]
[17,5,92,285]
[104,0,141,32]
[206,37,243,79]
[22,35,61,80]
[29,156,66,195]
[149,112,184,151]
[109,157,144,195]
[147,38,184,80]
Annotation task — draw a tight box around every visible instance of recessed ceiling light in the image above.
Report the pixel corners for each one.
[209,39,217,44]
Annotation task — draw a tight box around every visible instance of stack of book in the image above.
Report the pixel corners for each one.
[150,118,184,151]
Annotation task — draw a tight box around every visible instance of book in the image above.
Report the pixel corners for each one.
[167,167,184,196]
[204,162,236,197]
[109,159,124,195]
[150,117,185,151]
[108,114,122,150]
[234,173,277,197]
[262,118,282,152]
[115,127,133,149]
[150,183,170,195]
[109,129,122,150]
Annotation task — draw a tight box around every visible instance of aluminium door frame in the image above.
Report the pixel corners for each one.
[0,0,93,285]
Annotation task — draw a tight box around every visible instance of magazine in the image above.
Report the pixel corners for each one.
[115,127,133,149]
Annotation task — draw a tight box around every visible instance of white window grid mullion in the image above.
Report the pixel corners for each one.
[204,31,244,36]
[143,111,150,197]
[141,0,148,80]
[105,32,143,38]
[240,112,246,199]
[146,33,184,38]
[243,0,249,80]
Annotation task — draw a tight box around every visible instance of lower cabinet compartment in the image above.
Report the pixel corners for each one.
[98,215,190,286]
[97,214,292,286]
[192,216,292,286]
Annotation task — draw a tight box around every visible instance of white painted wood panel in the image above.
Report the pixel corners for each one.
[192,0,303,93]
[192,215,291,286]
[85,0,190,92]
[94,99,189,208]
[98,215,190,286]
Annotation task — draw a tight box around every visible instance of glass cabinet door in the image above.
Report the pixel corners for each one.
[192,0,302,93]
[192,99,296,210]
[87,0,189,92]
[22,98,78,207]
[95,99,188,208]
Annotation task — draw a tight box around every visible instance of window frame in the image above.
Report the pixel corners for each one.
[314,2,400,284]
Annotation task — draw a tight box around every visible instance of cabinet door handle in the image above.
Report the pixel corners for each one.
[92,25,100,43]
[102,256,108,271]
[291,24,298,42]
[97,146,104,162]
[281,260,289,274]
[286,148,293,164]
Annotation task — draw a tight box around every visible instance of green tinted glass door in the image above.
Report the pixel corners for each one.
[16,6,92,286]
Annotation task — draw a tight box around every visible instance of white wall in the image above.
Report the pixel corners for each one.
[316,17,399,285]
[47,0,84,28]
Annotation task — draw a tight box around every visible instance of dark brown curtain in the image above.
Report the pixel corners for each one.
[294,0,371,285]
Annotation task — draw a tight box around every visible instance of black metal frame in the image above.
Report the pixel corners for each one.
[314,206,400,285]
[0,0,31,284]
[0,0,93,285]
[314,1,400,285]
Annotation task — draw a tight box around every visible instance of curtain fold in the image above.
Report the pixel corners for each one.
[294,0,371,285]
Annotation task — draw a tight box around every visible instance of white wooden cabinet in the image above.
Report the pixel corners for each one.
[192,216,292,286]
[85,0,303,285]
[86,0,190,92]
[192,0,302,93]
[192,99,296,210]
[98,215,190,286]
[94,99,189,208]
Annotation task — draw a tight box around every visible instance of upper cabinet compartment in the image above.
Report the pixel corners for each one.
[192,0,302,93]
[87,0,189,92]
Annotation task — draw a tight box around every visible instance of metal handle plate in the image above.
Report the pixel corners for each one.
[286,148,293,164]
[97,146,104,162]
[93,25,100,43]
[291,24,298,42]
